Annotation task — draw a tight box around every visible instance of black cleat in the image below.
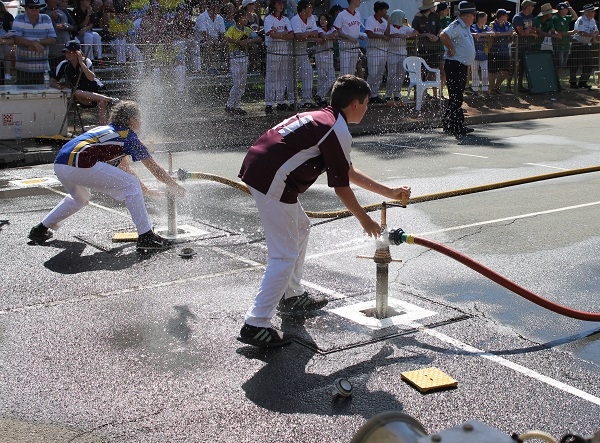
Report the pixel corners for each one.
[277,292,328,313]
[28,223,52,244]
[136,230,173,252]
[237,324,292,348]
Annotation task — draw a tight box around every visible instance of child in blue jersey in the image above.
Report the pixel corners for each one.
[237,75,412,348]
[28,100,186,252]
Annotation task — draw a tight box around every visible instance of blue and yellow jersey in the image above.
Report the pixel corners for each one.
[55,125,152,168]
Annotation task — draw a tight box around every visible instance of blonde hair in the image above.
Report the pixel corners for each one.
[109,100,141,127]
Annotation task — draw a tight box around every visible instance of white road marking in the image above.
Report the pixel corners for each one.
[418,200,600,236]
[452,152,488,158]
[417,324,600,406]
[524,163,569,170]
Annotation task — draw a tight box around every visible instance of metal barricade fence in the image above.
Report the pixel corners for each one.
[1,35,599,94]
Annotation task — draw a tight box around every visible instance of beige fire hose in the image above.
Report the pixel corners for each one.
[177,165,600,218]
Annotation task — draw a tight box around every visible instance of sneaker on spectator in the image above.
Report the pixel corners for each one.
[237,324,292,348]
[233,108,247,116]
[28,223,52,244]
[136,230,173,252]
[277,292,328,313]
[578,83,592,90]
[299,102,318,109]
[265,105,273,114]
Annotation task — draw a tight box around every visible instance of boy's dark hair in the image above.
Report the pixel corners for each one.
[373,1,389,13]
[109,100,141,127]
[331,75,371,109]
[329,4,343,17]
[233,9,247,22]
[297,0,311,13]
[267,0,282,14]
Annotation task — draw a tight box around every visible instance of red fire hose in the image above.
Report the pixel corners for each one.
[402,234,600,322]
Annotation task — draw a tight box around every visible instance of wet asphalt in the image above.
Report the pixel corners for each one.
[1,111,600,442]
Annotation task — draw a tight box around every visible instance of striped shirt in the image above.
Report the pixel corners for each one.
[55,125,151,168]
[13,12,56,73]
[239,107,352,203]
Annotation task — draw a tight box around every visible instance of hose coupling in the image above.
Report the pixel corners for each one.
[388,228,406,245]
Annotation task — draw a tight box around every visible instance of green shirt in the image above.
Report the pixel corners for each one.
[551,13,574,50]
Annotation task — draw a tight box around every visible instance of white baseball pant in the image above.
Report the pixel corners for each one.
[385,51,406,98]
[244,186,310,328]
[226,52,249,109]
[265,42,292,106]
[42,162,152,234]
[367,45,387,96]
[315,47,336,99]
[471,59,489,92]
[338,40,361,76]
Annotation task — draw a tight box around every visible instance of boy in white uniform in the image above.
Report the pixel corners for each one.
[290,0,321,108]
[384,9,418,103]
[264,0,294,113]
[364,1,390,103]
[333,0,362,75]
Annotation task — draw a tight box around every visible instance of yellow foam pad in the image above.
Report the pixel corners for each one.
[112,232,138,242]
[401,367,458,393]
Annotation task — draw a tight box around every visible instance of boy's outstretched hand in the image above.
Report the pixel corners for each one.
[389,186,411,202]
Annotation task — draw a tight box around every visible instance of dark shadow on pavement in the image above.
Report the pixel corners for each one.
[238,315,436,417]
[42,240,143,274]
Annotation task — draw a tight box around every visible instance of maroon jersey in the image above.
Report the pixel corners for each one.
[239,107,353,204]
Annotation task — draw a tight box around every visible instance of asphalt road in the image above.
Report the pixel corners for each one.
[1,113,599,442]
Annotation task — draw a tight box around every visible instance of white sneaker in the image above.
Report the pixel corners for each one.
[4,74,11,81]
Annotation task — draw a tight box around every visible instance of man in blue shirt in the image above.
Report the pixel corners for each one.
[440,1,476,137]
[512,0,538,92]
[12,0,56,84]
[569,3,599,90]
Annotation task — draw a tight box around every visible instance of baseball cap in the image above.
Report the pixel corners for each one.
[556,2,569,10]
[458,1,476,14]
[62,40,81,52]
[521,0,536,7]
[21,0,46,7]
[242,0,256,7]
[495,8,510,17]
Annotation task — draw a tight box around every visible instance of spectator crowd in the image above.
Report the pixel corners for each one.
[0,0,598,121]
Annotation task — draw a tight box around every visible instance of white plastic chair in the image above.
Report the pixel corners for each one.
[403,56,441,111]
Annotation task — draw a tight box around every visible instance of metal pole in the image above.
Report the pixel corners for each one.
[375,202,391,318]
[167,151,177,237]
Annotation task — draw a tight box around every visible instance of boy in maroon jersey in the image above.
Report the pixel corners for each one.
[238,74,411,348]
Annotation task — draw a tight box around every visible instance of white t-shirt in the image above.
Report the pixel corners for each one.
[196,10,225,41]
[333,8,362,40]
[364,14,388,49]
[387,24,414,55]
[291,13,318,54]
[264,13,292,53]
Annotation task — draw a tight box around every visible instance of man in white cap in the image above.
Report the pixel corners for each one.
[569,3,598,89]
[512,0,538,92]
[439,1,476,137]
